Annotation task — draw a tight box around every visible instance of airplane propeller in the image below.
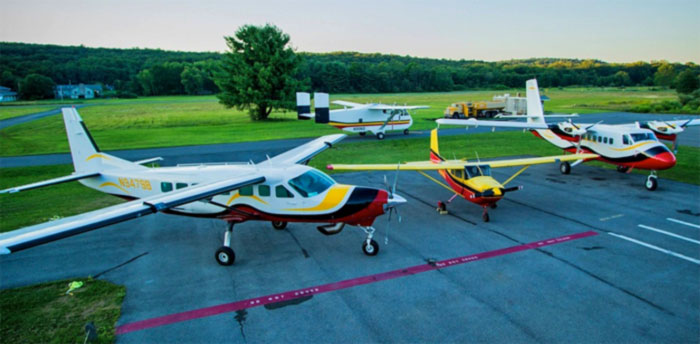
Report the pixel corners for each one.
[382,164,403,244]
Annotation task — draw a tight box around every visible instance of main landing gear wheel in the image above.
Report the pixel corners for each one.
[560,161,571,175]
[617,165,630,173]
[272,221,287,230]
[645,176,658,191]
[215,247,235,266]
[359,132,367,136]
[362,239,379,256]
[403,129,410,135]
[376,132,385,140]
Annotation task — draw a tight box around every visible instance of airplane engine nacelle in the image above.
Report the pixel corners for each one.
[644,120,683,135]
[557,122,586,137]
[314,92,330,124]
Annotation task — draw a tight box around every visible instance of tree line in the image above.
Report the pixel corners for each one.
[1,41,698,100]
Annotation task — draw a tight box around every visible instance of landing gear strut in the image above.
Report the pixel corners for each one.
[359,226,379,256]
[645,171,658,191]
[215,222,236,266]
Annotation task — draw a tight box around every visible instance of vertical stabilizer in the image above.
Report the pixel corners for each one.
[430,129,443,162]
[526,79,545,125]
[62,108,143,173]
[314,92,330,124]
[296,92,311,120]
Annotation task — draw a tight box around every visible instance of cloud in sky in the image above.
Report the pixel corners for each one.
[1,0,698,63]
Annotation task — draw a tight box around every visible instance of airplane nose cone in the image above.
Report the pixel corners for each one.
[387,193,407,207]
[654,151,676,169]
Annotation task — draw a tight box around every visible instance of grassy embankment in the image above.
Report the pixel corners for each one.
[0,278,125,343]
[0,87,683,157]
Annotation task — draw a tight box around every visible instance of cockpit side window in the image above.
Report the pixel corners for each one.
[275,185,294,198]
[288,170,336,197]
[630,133,658,142]
[465,165,491,178]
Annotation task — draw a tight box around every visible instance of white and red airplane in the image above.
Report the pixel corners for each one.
[438,79,700,191]
[328,129,596,222]
[0,108,406,265]
[297,92,429,140]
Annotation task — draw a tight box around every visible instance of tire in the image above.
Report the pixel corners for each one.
[645,177,658,191]
[482,213,490,222]
[376,132,385,140]
[403,129,409,135]
[359,132,366,136]
[272,221,287,230]
[452,112,459,119]
[215,246,235,266]
[616,165,630,173]
[362,239,379,256]
[560,162,571,175]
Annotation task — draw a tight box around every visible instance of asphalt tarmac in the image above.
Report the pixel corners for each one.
[1,163,698,343]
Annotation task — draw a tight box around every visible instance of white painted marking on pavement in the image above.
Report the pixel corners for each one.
[638,224,700,245]
[600,214,624,222]
[667,218,700,229]
[608,232,700,265]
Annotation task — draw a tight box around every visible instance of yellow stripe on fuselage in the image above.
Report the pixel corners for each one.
[610,141,655,152]
[226,193,268,205]
[86,153,110,161]
[99,182,130,194]
[284,185,351,212]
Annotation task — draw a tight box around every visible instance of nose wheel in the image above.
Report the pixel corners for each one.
[362,239,379,256]
[271,221,287,230]
[645,174,658,191]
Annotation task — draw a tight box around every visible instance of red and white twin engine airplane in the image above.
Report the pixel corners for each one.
[0,108,406,265]
[439,79,700,191]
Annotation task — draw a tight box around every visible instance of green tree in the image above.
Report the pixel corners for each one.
[181,65,204,95]
[674,69,700,94]
[613,71,631,87]
[1,70,18,89]
[136,69,155,96]
[653,63,675,87]
[18,73,55,100]
[216,24,301,120]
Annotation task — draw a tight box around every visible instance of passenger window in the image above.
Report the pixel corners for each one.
[176,182,188,189]
[603,137,608,144]
[276,185,294,198]
[161,182,173,192]
[450,169,463,179]
[597,136,602,143]
[610,138,614,145]
[239,186,253,196]
[258,185,270,197]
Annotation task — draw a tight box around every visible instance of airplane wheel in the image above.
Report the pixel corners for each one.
[482,213,490,222]
[376,132,385,140]
[452,112,459,119]
[362,239,379,256]
[403,129,409,135]
[617,165,630,173]
[560,162,571,175]
[359,132,366,136]
[215,247,235,266]
[645,176,658,191]
[272,221,287,230]
[490,203,498,209]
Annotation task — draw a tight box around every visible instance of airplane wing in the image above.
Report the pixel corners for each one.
[369,105,429,111]
[437,118,549,129]
[332,100,365,108]
[0,174,265,254]
[261,134,346,166]
[327,153,597,171]
[664,118,700,127]
[0,171,100,194]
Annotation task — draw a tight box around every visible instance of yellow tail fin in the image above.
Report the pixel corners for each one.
[430,129,443,161]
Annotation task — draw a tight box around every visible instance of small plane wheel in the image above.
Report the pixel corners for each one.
[617,165,630,173]
[452,112,459,119]
[272,221,287,230]
[490,203,498,209]
[560,162,571,175]
[482,213,490,222]
[215,246,235,266]
[359,132,366,136]
[403,129,409,135]
[645,176,658,191]
[376,132,385,140]
[362,239,379,256]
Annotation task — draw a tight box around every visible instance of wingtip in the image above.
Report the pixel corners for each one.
[326,165,334,170]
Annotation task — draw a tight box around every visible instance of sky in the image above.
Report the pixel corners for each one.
[1,0,699,63]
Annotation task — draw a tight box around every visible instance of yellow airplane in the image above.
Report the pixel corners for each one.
[328,129,597,222]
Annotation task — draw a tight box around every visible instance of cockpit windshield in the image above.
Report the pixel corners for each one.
[465,165,492,178]
[630,132,658,142]
[288,170,336,197]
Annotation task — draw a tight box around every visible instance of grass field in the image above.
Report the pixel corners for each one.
[0,105,58,121]
[0,278,125,343]
[0,87,683,157]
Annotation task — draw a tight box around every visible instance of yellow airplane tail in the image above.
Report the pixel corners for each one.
[430,129,444,162]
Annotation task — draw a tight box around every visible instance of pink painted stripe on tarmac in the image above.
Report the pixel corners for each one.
[116,230,597,335]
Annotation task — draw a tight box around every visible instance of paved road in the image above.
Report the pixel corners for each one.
[1,164,698,343]
[0,104,87,130]
[1,112,698,168]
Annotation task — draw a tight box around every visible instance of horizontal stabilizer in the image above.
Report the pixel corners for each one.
[0,172,100,194]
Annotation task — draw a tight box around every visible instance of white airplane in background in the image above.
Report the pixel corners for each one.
[438,79,700,191]
[0,108,406,265]
[296,92,429,140]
